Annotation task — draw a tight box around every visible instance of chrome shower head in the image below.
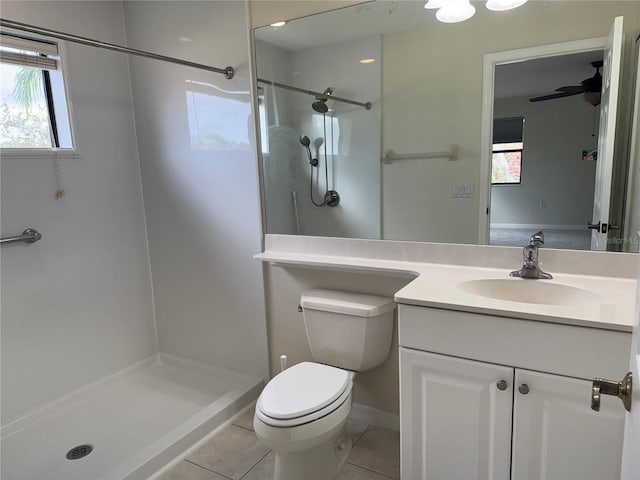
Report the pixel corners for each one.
[312,87,333,113]
[312,99,329,113]
[299,135,316,165]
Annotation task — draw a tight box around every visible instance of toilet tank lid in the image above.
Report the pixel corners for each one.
[301,289,396,317]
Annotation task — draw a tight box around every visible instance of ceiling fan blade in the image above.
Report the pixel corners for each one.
[556,85,586,94]
[529,91,581,103]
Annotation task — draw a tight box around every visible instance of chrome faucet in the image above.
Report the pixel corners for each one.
[510,231,553,279]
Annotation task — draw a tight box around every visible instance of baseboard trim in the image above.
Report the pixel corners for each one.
[490,223,585,231]
[350,403,399,432]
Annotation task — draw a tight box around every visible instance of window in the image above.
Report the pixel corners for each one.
[0,32,73,150]
[492,116,524,185]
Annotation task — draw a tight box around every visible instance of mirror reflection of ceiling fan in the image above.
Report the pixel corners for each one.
[529,60,603,106]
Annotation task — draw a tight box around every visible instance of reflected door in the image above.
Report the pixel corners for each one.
[591,16,624,250]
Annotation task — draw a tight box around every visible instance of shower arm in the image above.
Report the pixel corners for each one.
[257,78,372,110]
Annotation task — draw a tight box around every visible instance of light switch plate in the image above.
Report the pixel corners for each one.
[452,183,474,198]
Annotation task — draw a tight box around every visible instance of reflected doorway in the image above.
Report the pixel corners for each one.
[489,50,603,250]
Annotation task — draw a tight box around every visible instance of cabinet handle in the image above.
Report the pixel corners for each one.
[518,384,529,395]
[591,372,632,412]
[497,380,508,391]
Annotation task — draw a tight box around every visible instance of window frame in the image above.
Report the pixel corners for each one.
[491,143,524,185]
[0,31,78,158]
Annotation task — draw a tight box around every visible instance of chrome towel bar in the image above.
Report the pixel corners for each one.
[1,228,42,246]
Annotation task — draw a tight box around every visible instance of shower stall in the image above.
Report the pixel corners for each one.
[0,2,268,479]
[254,30,382,239]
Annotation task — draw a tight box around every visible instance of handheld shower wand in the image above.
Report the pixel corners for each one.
[299,135,318,166]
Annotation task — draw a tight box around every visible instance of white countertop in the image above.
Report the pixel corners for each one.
[256,236,637,333]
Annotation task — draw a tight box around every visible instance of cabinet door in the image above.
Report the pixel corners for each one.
[512,369,626,480]
[400,348,513,480]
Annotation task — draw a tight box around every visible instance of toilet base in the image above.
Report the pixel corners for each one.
[273,428,352,480]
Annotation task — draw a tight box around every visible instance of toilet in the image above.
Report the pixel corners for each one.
[253,289,396,480]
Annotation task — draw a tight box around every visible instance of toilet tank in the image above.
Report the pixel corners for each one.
[300,289,396,372]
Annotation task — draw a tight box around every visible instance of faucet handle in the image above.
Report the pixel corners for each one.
[530,230,545,246]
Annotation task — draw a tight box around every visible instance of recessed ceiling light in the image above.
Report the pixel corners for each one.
[360,58,376,64]
[178,36,193,43]
[270,21,286,27]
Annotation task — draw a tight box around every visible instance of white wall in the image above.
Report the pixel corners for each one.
[382,1,640,244]
[257,36,382,239]
[491,95,598,226]
[1,1,155,425]
[123,1,269,379]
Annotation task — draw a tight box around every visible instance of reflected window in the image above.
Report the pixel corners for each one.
[185,81,251,152]
[312,113,340,154]
[258,86,268,153]
[492,142,523,184]
[492,116,524,185]
[0,33,73,149]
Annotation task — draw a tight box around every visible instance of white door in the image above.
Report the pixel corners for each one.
[399,348,512,480]
[511,369,626,480]
[620,259,640,478]
[591,16,624,250]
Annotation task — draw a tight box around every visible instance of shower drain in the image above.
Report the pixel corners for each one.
[66,444,93,460]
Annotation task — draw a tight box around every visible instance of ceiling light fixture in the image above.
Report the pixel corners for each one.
[424,0,446,9]
[360,58,376,64]
[270,21,286,27]
[486,0,528,11]
[426,0,528,23]
[435,0,476,23]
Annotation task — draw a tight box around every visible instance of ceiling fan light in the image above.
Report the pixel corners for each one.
[486,0,528,11]
[436,1,476,23]
[583,92,601,107]
[424,0,445,9]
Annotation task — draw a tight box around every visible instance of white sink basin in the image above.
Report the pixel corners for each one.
[458,278,601,306]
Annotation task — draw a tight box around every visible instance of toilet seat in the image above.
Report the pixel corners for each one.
[256,362,353,428]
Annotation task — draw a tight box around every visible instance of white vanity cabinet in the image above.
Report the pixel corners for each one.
[399,304,630,480]
[400,349,513,479]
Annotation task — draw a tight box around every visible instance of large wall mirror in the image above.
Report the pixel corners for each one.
[253,1,640,251]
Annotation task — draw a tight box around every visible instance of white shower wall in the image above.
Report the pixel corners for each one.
[2,0,268,429]
[1,1,155,425]
[123,1,269,379]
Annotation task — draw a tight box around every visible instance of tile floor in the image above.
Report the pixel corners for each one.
[155,405,400,480]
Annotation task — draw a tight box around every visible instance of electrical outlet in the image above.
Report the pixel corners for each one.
[539,201,546,209]
[452,183,474,198]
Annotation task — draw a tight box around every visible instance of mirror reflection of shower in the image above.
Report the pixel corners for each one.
[301,87,340,207]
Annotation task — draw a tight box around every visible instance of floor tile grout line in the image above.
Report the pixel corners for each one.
[183,459,235,480]
[350,423,371,447]
[231,423,255,433]
[238,449,272,480]
[344,461,399,480]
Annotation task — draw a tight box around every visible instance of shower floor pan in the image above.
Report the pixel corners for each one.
[1,353,263,480]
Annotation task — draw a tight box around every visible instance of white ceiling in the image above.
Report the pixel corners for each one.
[255,0,604,99]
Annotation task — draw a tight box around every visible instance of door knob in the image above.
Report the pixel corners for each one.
[518,384,529,395]
[497,380,508,391]
[591,372,632,412]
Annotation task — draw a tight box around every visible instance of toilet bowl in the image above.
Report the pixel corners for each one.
[254,362,354,480]
[254,289,396,480]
